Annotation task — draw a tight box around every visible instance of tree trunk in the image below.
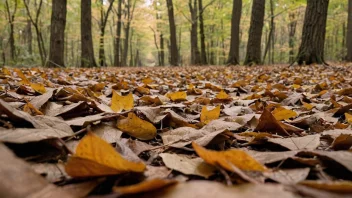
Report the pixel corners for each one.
[347,0,352,61]
[244,0,265,65]
[296,0,329,65]
[114,0,122,66]
[23,0,46,66]
[98,0,114,67]
[166,0,179,66]
[48,0,67,67]
[5,0,17,62]
[263,0,275,64]
[288,11,297,63]
[26,19,33,55]
[160,33,165,66]
[81,0,97,67]
[198,0,207,65]
[226,0,242,65]
[189,0,201,65]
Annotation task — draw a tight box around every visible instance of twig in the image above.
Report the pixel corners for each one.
[218,166,232,186]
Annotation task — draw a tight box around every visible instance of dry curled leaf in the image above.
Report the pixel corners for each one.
[117,112,157,140]
[65,132,146,177]
[192,142,266,172]
[200,106,221,124]
[111,91,134,112]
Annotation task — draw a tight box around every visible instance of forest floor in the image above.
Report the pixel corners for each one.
[1,64,352,197]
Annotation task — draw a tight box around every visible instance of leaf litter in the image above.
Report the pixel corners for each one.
[0,65,352,197]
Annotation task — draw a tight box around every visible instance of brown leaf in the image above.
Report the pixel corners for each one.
[160,153,216,178]
[268,135,320,151]
[0,144,75,198]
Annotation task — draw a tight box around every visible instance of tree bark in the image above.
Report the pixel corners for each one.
[244,0,265,66]
[114,0,122,66]
[23,0,46,66]
[198,0,207,65]
[48,0,67,67]
[81,0,97,67]
[288,11,297,63]
[98,0,114,67]
[166,0,179,66]
[263,0,275,64]
[226,0,242,65]
[160,33,165,66]
[347,0,352,61]
[5,0,17,62]
[189,0,201,65]
[296,0,329,65]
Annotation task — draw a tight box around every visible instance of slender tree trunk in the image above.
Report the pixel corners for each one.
[263,0,275,64]
[189,0,201,65]
[23,0,46,65]
[160,33,165,66]
[48,0,67,67]
[226,0,242,65]
[296,0,329,65]
[81,0,97,67]
[198,0,207,65]
[5,0,17,62]
[114,0,122,66]
[26,19,33,55]
[347,0,352,61]
[166,0,179,66]
[288,11,297,63]
[98,0,114,67]
[244,0,265,65]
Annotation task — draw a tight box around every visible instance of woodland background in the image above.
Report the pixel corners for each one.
[1,0,351,67]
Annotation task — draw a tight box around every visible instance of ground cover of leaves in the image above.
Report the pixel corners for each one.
[0,65,352,198]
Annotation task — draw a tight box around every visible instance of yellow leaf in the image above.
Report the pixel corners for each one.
[111,91,134,112]
[2,67,11,75]
[292,84,301,89]
[117,112,157,140]
[192,142,266,172]
[14,68,30,85]
[166,91,187,102]
[345,113,352,124]
[23,102,44,116]
[272,107,298,121]
[30,83,46,94]
[200,106,221,124]
[65,132,145,177]
[142,77,153,85]
[302,102,314,110]
[299,180,352,193]
[135,86,150,95]
[113,179,177,195]
[216,90,229,99]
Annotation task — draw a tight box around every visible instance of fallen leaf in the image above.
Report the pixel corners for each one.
[160,153,216,178]
[0,128,74,143]
[268,135,320,151]
[30,83,46,94]
[254,108,290,136]
[113,179,177,195]
[264,168,310,184]
[192,142,266,172]
[272,107,298,121]
[117,112,157,140]
[166,91,187,102]
[65,132,145,177]
[0,144,75,198]
[345,113,352,124]
[200,106,221,124]
[299,180,352,193]
[131,181,297,198]
[111,91,134,112]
